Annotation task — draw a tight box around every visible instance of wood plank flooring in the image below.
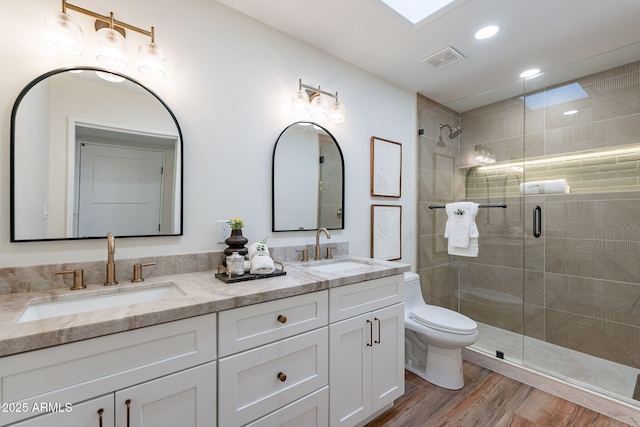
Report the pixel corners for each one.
[366,362,632,426]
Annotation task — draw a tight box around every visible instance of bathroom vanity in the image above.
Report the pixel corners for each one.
[0,256,408,427]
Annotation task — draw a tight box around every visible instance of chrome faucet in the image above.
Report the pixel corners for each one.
[315,228,331,260]
[105,232,118,285]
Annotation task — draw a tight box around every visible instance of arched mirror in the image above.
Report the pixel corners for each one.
[10,67,183,242]
[272,121,344,231]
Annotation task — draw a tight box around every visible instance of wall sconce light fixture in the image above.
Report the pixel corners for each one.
[474,144,496,165]
[292,79,345,124]
[43,0,167,78]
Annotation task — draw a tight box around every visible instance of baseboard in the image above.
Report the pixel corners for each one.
[463,347,640,425]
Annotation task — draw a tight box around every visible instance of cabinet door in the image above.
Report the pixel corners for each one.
[7,394,114,427]
[371,303,404,412]
[115,362,216,427]
[329,313,371,427]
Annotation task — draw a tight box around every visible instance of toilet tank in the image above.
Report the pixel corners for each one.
[403,272,424,311]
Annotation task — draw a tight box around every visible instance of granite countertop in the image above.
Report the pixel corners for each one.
[0,256,409,357]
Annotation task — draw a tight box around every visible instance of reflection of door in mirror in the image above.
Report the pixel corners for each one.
[71,124,178,238]
[77,143,163,238]
[11,68,183,241]
[272,122,344,232]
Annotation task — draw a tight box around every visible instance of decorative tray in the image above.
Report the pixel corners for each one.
[214,262,286,284]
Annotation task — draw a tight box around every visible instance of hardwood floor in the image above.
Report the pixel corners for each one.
[367,362,632,426]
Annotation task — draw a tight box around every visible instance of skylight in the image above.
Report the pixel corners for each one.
[520,82,589,110]
[378,0,458,25]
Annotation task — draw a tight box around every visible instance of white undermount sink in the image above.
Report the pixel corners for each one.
[16,282,185,323]
[306,260,373,273]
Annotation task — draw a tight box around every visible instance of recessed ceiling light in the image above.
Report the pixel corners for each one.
[520,68,542,79]
[474,25,501,40]
[563,110,579,115]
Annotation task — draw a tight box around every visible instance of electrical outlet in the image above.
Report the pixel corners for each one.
[217,220,231,243]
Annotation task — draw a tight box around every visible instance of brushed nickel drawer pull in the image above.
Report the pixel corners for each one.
[98,408,103,427]
[277,372,287,382]
[277,315,287,324]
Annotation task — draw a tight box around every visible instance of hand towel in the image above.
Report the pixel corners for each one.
[519,179,570,195]
[248,242,270,260]
[250,255,276,275]
[444,202,480,257]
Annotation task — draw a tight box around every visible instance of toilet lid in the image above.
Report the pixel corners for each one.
[410,305,478,334]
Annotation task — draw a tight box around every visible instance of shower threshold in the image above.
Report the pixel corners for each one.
[471,322,640,408]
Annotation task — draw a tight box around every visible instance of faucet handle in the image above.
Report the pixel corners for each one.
[326,246,337,259]
[295,249,309,262]
[132,263,156,283]
[56,269,85,290]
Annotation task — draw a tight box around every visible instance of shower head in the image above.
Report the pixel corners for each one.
[440,123,464,139]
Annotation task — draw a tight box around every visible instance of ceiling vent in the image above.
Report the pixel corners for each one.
[421,46,464,69]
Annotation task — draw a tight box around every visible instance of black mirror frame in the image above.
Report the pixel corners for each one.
[10,67,184,242]
[271,121,345,232]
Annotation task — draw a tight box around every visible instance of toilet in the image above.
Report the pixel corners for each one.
[403,272,478,390]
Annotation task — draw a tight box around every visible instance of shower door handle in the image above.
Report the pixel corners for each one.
[533,205,542,238]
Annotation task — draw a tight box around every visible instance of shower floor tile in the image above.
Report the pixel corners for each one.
[473,322,640,407]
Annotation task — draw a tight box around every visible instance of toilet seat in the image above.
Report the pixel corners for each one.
[410,305,478,335]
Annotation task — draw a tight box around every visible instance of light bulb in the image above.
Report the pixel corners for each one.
[138,41,167,78]
[43,11,83,55]
[96,28,127,68]
[291,89,310,114]
[328,100,345,123]
[310,94,328,120]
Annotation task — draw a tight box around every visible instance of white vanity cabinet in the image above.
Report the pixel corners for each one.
[217,291,329,427]
[328,274,405,427]
[0,314,217,427]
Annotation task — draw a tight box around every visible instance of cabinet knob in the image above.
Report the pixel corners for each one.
[277,315,287,324]
[277,372,287,382]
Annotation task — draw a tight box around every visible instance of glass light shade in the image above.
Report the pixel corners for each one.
[328,101,346,123]
[43,11,83,55]
[310,95,329,120]
[95,70,125,83]
[96,28,127,68]
[138,41,167,78]
[291,89,310,114]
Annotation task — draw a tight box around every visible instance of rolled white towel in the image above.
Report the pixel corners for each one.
[244,260,251,273]
[250,255,275,275]
[520,179,569,194]
[543,179,570,194]
[248,242,270,260]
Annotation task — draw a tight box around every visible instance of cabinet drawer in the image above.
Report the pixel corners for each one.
[218,327,328,427]
[329,274,404,322]
[0,314,216,426]
[218,291,328,357]
[246,386,328,427]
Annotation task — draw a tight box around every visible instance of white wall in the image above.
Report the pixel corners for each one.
[1,0,416,269]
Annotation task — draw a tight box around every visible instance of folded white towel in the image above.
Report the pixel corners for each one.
[244,260,251,273]
[250,255,276,275]
[519,179,570,195]
[248,242,270,260]
[444,202,480,257]
[448,238,479,257]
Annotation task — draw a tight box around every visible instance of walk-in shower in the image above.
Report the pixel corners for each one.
[417,44,640,423]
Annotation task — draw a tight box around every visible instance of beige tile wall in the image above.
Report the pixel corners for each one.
[417,61,640,369]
